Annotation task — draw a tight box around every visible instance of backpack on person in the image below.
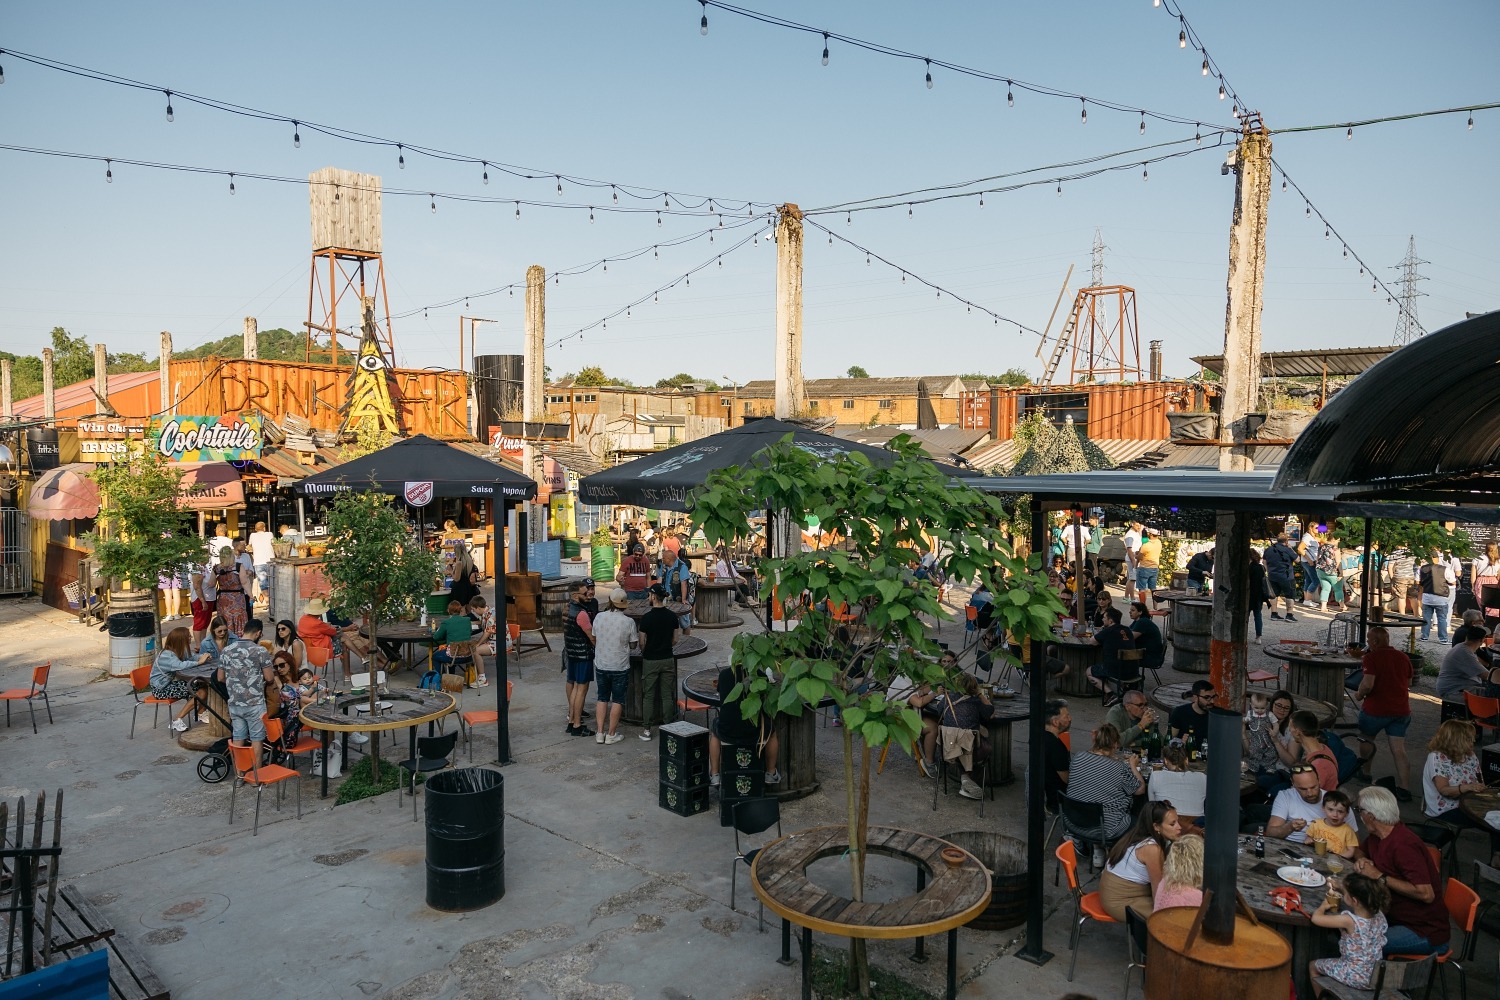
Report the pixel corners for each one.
[1316,732,1362,785]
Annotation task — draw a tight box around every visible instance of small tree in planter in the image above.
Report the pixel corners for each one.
[321,489,440,780]
[87,450,207,643]
[692,435,1065,995]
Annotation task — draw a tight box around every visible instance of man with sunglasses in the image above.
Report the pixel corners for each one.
[1168,680,1217,745]
[1267,764,1359,844]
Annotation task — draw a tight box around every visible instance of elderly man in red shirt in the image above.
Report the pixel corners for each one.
[1353,785,1451,955]
[1353,626,1414,802]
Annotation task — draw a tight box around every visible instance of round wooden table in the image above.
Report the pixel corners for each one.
[300,690,456,799]
[750,825,991,1000]
[621,599,691,621]
[693,579,744,629]
[1458,787,1500,834]
[683,666,823,801]
[1264,644,1360,706]
[363,620,435,671]
[1235,834,1343,999]
[172,661,231,750]
[981,698,1031,787]
[1049,632,1100,698]
[620,635,708,726]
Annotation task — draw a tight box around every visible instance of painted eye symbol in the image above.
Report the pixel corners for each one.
[358,354,384,372]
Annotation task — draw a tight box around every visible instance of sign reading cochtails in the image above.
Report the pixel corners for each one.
[155,415,263,462]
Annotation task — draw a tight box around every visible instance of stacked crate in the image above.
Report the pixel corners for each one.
[718,741,766,826]
[658,721,711,817]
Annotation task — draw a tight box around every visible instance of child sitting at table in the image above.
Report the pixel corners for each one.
[1310,873,1389,992]
[1305,789,1360,859]
[296,666,328,703]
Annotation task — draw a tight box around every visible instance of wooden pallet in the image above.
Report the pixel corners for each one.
[42,884,169,1000]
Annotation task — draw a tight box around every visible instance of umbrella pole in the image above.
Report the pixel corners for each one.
[1358,517,1373,645]
[495,499,512,764]
[764,507,775,634]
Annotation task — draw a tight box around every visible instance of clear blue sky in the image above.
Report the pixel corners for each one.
[2,1,1495,386]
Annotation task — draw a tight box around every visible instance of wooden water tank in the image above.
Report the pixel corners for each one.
[1171,598,1213,674]
[1146,909,1290,998]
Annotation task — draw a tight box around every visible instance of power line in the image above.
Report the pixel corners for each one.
[1271,158,1406,311]
[0,45,775,213]
[805,219,1043,337]
[696,0,1222,129]
[1392,236,1429,345]
[548,224,771,350]
[1151,0,1250,116]
[1270,104,1496,137]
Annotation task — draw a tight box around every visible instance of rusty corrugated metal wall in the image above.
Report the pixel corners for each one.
[167,359,470,438]
[1085,383,1175,440]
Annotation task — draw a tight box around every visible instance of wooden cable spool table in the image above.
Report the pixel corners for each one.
[1048,632,1101,698]
[1232,834,1343,999]
[980,698,1031,787]
[172,662,231,751]
[363,620,436,672]
[1263,644,1361,707]
[683,666,823,801]
[299,690,456,799]
[693,579,744,628]
[750,825,991,1000]
[1458,787,1500,835]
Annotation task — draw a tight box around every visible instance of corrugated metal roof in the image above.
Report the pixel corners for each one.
[1275,312,1500,500]
[1190,346,1395,378]
[831,426,989,457]
[13,370,160,419]
[965,439,1167,473]
[248,445,348,482]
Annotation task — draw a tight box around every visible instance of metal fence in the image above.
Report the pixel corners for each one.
[0,508,31,596]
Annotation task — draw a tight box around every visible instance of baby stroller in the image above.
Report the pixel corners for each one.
[192,684,285,782]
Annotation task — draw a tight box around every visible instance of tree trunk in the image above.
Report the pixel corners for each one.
[850,741,873,996]
[367,618,382,781]
[840,724,872,997]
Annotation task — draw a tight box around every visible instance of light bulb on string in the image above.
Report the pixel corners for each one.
[699,1,708,35]
[1201,56,1210,76]
[589,207,594,223]
[1080,99,1087,124]
[979,193,984,208]
[1342,246,1348,258]
[657,212,662,226]
[611,184,618,203]
[431,194,437,214]
[1346,127,1353,140]
[0,60,5,83]
[482,161,489,184]
[1218,81,1226,100]
[663,193,670,208]
[1006,81,1014,107]
[603,262,607,272]
[556,175,563,194]
[1305,202,1310,217]
[397,144,405,169]
[1468,112,1474,130]
[515,202,521,219]
[924,59,933,89]
[1142,166,1149,182]
[827,233,832,245]
[292,121,301,148]
[1282,178,1287,191]
[900,272,905,284]
[654,247,659,258]
[1195,128,1202,145]
[1139,113,1146,135]
[846,211,851,225]
[717,258,722,268]
[866,253,870,265]
[229,173,236,195]
[1153,0,1161,7]
[1324,226,1329,240]
[105,159,112,183]
[709,231,713,243]
[1179,26,1187,48]
[908,203,913,218]
[164,90,174,121]
[936,290,940,299]
[1056,181,1062,196]
[821,32,830,66]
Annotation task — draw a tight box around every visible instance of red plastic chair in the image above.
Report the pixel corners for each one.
[264,712,322,772]
[128,663,179,739]
[1,663,53,734]
[227,740,301,836]
[458,680,513,762]
[1388,877,1480,998]
[1463,691,1498,742]
[1055,839,1117,982]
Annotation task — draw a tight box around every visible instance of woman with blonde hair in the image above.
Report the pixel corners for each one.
[1153,831,1204,910]
[1421,719,1485,824]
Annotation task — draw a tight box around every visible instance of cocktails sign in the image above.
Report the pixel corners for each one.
[155,415,263,462]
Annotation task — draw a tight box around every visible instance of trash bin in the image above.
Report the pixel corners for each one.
[107,611,156,678]
[425,767,505,911]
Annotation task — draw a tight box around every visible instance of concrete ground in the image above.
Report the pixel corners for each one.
[1,583,1495,1000]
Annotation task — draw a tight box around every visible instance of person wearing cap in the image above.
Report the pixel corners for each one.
[591,588,639,745]
[1135,526,1163,605]
[563,578,598,737]
[617,542,651,599]
[637,584,680,740]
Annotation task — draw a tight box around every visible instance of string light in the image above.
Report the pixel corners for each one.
[924,59,933,89]
[1218,81,1226,100]
[589,207,594,222]
[1057,181,1062,196]
[1346,127,1353,140]
[0,59,5,84]
[1080,99,1088,125]
[979,192,984,208]
[700,1,709,35]
[1142,166,1148,181]
[228,173,235,195]
[397,144,405,169]
[430,193,436,213]
[104,158,112,183]
[1468,111,1475,130]
[556,175,563,194]
[1201,56,1210,76]
[907,203,913,218]
[611,185,619,203]
[515,201,520,219]
[1139,113,1146,135]
[164,90,174,121]
[821,32,830,66]
[292,121,300,148]
[1006,81,1014,107]
[1179,24,1187,48]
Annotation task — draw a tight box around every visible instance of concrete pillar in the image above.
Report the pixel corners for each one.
[94,343,108,407]
[42,349,55,421]
[774,204,805,419]
[523,265,547,490]
[159,331,173,414]
[1,360,11,419]
[1209,510,1253,712]
[243,317,258,359]
[1218,125,1272,473]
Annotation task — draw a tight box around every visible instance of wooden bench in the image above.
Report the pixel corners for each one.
[42,884,170,1000]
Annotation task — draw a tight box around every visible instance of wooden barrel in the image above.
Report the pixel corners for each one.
[538,582,571,629]
[943,831,1028,931]
[1146,909,1290,999]
[1054,644,1099,697]
[1172,599,1213,674]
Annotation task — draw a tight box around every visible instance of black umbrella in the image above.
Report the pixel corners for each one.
[578,417,973,511]
[293,434,537,502]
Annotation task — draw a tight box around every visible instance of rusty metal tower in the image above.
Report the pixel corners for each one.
[1067,284,1143,382]
[305,168,395,366]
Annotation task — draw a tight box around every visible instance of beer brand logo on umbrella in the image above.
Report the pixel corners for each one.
[404,481,434,507]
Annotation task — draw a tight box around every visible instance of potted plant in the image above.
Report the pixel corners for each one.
[693,435,1065,995]
[589,524,616,582]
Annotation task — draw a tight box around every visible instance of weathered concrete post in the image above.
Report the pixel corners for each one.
[159,332,173,414]
[243,317,258,360]
[94,343,108,407]
[1219,121,1271,474]
[773,204,805,420]
[1,360,11,419]
[41,349,55,422]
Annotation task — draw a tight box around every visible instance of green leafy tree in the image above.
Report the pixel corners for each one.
[321,490,441,779]
[845,365,870,379]
[177,327,334,364]
[572,365,633,388]
[962,367,1032,387]
[691,436,1065,994]
[86,449,209,641]
[339,422,393,461]
[1331,518,1472,560]
[653,372,720,391]
[2,328,156,402]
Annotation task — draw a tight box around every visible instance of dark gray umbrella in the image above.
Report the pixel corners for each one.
[578,417,973,511]
[293,434,537,502]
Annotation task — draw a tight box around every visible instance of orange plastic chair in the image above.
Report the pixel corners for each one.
[305,644,332,683]
[1,663,53,734]
[677,695,713,730]
[1389,877,1480,997]
[459,681,513,762]
[227,740,301,836]
[1060,731,1072,752]
[265,712,322,772]
[1463,691,1498,741]
[1055,839,1117,982]
[129,663,180,739]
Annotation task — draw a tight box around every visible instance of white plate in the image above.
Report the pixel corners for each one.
[1277,865,1327,888]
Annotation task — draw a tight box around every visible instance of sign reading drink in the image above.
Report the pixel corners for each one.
[155,415,263,462]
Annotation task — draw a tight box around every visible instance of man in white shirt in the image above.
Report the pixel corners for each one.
[247,521,276,606]
[206,522,232,559]
[1122,522,1142,601]
[1266,767,1359,844]
[590,589,639,745]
